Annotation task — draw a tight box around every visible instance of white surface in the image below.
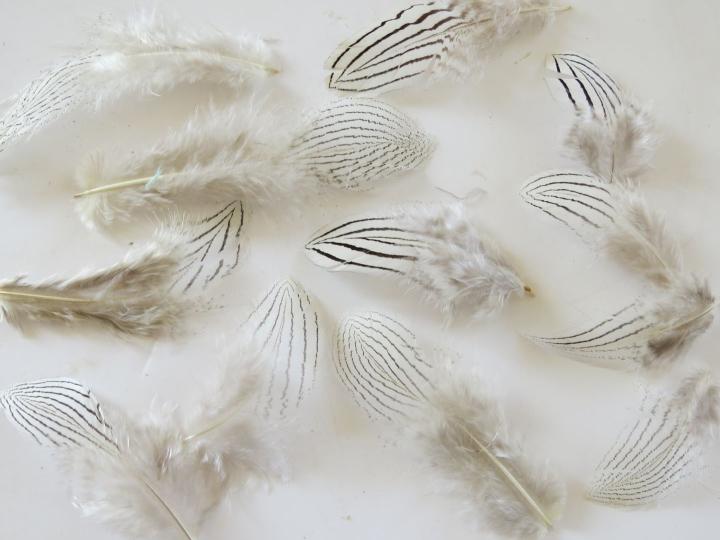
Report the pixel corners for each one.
[1,1,719,539]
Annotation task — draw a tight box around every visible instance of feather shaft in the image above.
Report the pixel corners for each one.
[73,176,156,198]
[0,289,95,304]
[138,474,196,540]
[125,49,278,74]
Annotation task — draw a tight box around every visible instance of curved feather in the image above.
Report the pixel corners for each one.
[334,311,434,421]
[547,53,623,119]
[290,98,434,190]
[589,372,720,506]
[243,280,320,419]
[0,378,115,450]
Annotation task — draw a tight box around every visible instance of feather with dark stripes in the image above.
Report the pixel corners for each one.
[589,371,720,507]
[243,279,320,419]
[306,203,530,319]
[170,201,245,294]
[290,98,434,190]
[334,311,434,421]
[547,53,656,181]
[326,0,564,95]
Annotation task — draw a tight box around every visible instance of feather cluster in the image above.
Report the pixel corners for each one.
[0,10,277,155]
[326,0,566,94]
[307,202,531,320]
[75,98,432,229]
[547,53,657,183]
[1,336,284,539]
[589,371,720,506]
[333,311,564,538]
[0,229,185,337]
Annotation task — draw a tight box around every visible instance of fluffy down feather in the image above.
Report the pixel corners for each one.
[412,368,565,539]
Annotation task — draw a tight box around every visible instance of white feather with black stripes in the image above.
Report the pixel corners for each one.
[547,53,657,182]
[589,371,720,507]
[326,0,568,95]
[0,339,284,539]
[306,202,531,320]
[333,312,565,538]
[75,99,432,229]
[0,10,277,155]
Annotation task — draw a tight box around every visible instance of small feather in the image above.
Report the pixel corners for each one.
[589,371,720,506]
[0,11,277,154]
[307,203,530,319]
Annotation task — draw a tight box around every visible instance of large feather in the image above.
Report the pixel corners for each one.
[75,99,431,229]
[0,11,277,155]
[528,277,715,372]
[306,203,530,319]
[326,0,564,95]
[589,371,720,506]
[243,280,320,419]
[547,53,656,182]
[0,229,185,337]
[334,311,434,421]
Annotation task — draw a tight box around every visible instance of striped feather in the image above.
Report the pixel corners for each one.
[547,53,623,119]
[171,201,244,293]
[305,215,424,275]
[292,98,433,190]
[0,378,115,450]
[589,372,720,506]
[520,171,616,237]
[244,280,320,419]
[334,312,434,421]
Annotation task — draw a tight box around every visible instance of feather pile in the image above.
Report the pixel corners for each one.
[589,371,720,506]
[326,0,568,95]
[1,337,284,539]
[0,229,185,337]
[547,53,657,183]
[75,98,433,229]
[333,311,565,538]
[306,202,531,320]
[0,10,277,155]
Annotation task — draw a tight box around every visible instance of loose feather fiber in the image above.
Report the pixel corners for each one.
[332,312,564,538]
[306,203,530,319]
[0,228,185,337]
[528,277,715,372]
[1,342,283,538]
[334,311,435,421]
[326,0,565,95]
[0,10,277,154]
[547,53,657,182]
[413,369,565,539]
[243,279,320,419]
[589,371,720,506]
[75,98,431,228]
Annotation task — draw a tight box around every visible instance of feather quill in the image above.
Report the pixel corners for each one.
[0,11,277,154]
[75,98,432,229]
[326,0,568,95]
[589,371,720,506]
[307,203,531,319]
[547,53,657,182]
[0,229,185,337]
[332,311,564,538]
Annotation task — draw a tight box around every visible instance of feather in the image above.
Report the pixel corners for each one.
[334,311,435,421]
[75,98,431,228]
[0,229,185,337]
[170,201,245,294]
[306,203,531,319]
[1,340,283,538]
[0,11,277,154]
[412,368,565,539]
[289,98,434,190]
[326,0,567,95]
[528,277,716,372]
[242,279,320,419]
[547,53,657,182]
[589,371,720,506]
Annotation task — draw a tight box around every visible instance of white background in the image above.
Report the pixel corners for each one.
[1,1,719,539]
